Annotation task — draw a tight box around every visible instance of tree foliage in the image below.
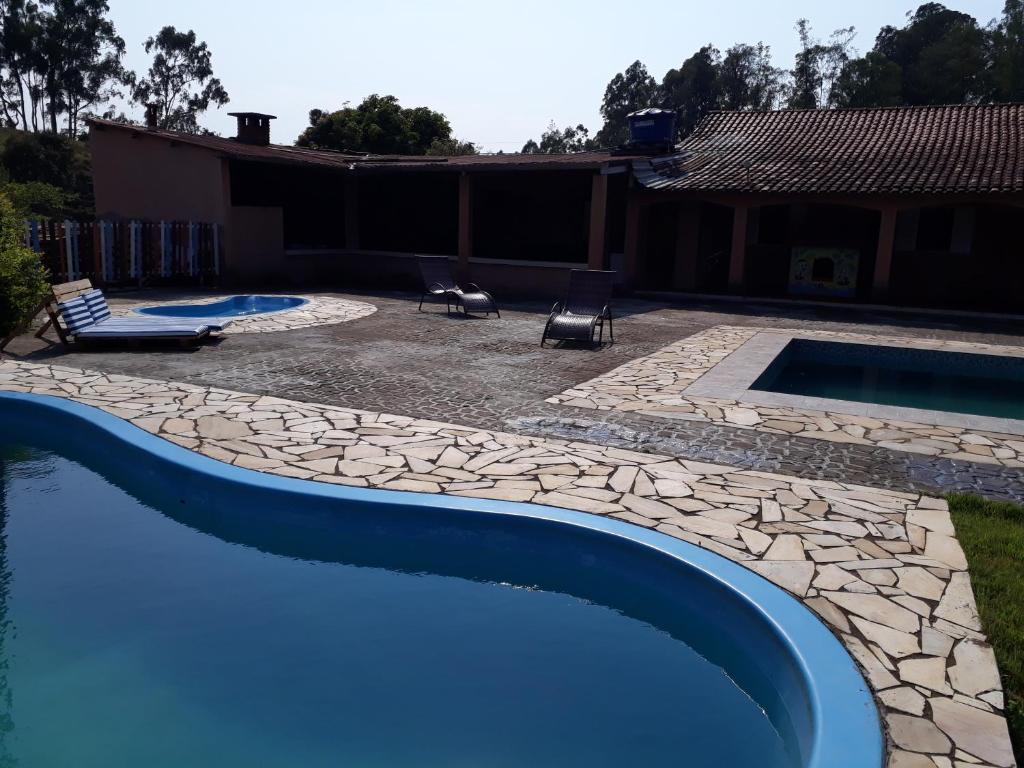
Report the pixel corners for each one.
[787,20,856,109]
[0,0,130,136]
[830,51,903,108]
[0,128,90,216]
[582,2,1021,148]
[719,43,785,112]
[595,61,658,147]
[521,122,595,153]
[425,137,478,156]
[0,190,49,339]
[873,3,990,104]
[992,0,1024,101]
[660,45,723,136]
[131,26,228,133]
[1,178,66,217]
[297,95,455,155]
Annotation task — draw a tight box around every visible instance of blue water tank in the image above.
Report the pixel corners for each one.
[627,108,676,146]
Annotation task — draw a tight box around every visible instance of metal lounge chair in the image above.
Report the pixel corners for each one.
[541,269,615,347]
[417,255,500,317]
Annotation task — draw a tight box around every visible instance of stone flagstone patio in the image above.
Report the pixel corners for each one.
[548,325,1024,469]
[0,358,1014,767]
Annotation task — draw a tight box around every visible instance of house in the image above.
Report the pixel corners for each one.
[88,103,1024,310]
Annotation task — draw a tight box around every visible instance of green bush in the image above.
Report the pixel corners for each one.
[2,180,68,219]
[0,192,50,341]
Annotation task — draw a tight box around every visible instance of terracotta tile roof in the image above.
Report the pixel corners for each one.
[87,117,630,172]
[634,104,1024,197]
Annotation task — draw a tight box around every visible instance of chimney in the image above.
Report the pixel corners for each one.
[229,112,277,146]
[145,102,160,130]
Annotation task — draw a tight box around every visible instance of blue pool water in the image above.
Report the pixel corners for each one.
[753,339,1024,420]
[0,394,882,768]
[136,294,306,318]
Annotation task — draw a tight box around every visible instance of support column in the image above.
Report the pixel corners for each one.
[587,172,608,270]
[623,196,643,288]
[871,206,898,301]
[727,204,749,293]
[457,172,472,280]
[218,157,233,280]
[673,202,701,291]
[344,174,359,250]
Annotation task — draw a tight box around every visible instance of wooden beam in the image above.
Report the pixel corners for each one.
[587,173,608,270]
[727,204,749,292]
[457,172,472,279]
[871,206,899,301]
[218,157,232,276]
[344,175,359,250]
[673,203,701,291]
[623,196,643,288]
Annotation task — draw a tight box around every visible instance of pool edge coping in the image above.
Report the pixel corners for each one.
[133,294,312,319]
[685,330,1024,436]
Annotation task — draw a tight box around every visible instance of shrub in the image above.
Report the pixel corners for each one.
[0,192,50,341]
[2,180,68,219]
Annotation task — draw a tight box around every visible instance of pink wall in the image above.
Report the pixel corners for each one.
[90,126,229,224]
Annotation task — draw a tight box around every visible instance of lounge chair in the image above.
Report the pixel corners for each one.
[541,269,615,347]
[44,280,229,347]
[417,255,500,317]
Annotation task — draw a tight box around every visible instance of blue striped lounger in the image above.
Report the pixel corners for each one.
[58,294,211,342]
[81,289,234,332]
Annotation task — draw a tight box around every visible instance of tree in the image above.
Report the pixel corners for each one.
[992,0,1024,100]
[1,178,66,218]
[875,3,990,104]
[0,0,128,136]
[788,20,856,109]
[660,45,722,137]
[719,42,784,111]
[521,122,595,153]
[296,95,455,155]
[37,0,129,135]
[595,61,658,147]
[0,129,91,216]
[830,51,903,107]
[131,26,228,133]
[425,137,478,156]
[0,0,45,131]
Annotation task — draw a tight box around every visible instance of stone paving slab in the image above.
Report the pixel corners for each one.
[8,292,1024,502]
[112,294,377,333]
[548,325,1024,469]
[0,358,1014,767]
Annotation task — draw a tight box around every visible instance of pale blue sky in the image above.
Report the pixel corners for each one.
[108,0,1005,151]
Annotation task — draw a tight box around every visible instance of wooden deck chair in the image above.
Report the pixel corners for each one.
[42,280,212,348]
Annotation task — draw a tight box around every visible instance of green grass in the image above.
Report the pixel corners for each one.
[947,493,1024,763]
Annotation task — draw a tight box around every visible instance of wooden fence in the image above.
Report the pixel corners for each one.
[25,220,221,287]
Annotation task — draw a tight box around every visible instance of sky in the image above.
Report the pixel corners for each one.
[107,0,1006,152]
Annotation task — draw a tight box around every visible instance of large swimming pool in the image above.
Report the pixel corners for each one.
[136,295,306,318]
[0,394,880,768]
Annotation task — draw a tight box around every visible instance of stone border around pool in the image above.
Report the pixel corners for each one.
[687,331,1024,437]
[0,359,1013,767]
[112,294,377,334]
[547,325,1024,469]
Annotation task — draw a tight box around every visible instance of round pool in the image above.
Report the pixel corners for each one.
[0,393,882,768]
[136,295,307,318]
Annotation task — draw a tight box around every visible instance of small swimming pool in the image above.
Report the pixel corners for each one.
[0,393,881,768]
[136,295,307,318]
[753,339,1024,420]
